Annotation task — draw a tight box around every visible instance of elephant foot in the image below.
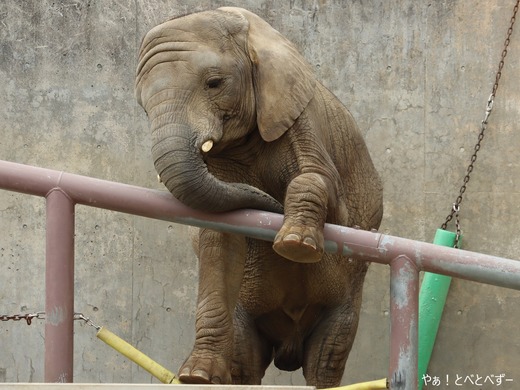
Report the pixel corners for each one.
[273,225,324,263]
[179,353,231,384]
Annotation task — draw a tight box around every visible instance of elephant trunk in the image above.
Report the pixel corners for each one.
[150,116,283,214]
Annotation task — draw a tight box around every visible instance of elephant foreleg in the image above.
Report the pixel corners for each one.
[273,172,336,263]
[179,229,246,384]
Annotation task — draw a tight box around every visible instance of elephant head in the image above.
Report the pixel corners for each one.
[135,7,316,214]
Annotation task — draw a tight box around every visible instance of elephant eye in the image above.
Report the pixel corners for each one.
[206,77,224,89]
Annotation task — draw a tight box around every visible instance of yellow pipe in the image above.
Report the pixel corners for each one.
[96,326,181,384]
[326,378,388,390]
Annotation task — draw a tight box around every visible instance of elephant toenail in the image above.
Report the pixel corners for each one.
[284,233,301,242]
[192,369,210,381]
[211,376,222,384]
[303,237,317,249]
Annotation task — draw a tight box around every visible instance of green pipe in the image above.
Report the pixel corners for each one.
[418,229,458,390]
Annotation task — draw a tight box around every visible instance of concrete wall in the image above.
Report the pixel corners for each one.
[1,0,520,386]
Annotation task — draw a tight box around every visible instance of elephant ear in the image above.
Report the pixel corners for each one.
[219,7,316,142]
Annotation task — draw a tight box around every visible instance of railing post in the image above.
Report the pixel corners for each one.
[45,188,75,382]
[389,255,419,390]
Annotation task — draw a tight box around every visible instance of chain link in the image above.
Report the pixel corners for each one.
[1,311,100,330]
[0,312,45,325]
[441,0,520,238]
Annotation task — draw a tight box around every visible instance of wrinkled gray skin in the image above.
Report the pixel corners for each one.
[136,7,383,388]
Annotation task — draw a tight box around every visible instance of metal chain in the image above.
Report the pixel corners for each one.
[454,204,462,248]
[441,0,520,241]
[0,312,45,325]
[0,311,100,330]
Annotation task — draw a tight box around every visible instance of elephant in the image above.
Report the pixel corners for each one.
[135,7,383,388]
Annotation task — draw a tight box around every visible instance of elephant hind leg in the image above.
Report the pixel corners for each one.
[231,304,272,384]
[302,300,362,388]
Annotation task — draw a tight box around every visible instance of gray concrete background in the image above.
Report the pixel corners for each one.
[1,0,520,386]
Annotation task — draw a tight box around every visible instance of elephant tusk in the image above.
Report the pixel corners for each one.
[157,174,162,183]
[201,139,213,153]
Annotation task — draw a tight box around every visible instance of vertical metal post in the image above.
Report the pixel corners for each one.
[389,255,419,390]
[45,188,75,382]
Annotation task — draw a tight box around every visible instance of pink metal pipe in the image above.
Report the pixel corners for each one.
[45,188,75,383]
[389,255,419,390]
[2,159,520,289]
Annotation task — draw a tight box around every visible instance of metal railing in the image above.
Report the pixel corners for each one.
[1,159,520,389]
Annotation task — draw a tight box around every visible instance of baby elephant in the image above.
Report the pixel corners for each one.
[135,7,383,388]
